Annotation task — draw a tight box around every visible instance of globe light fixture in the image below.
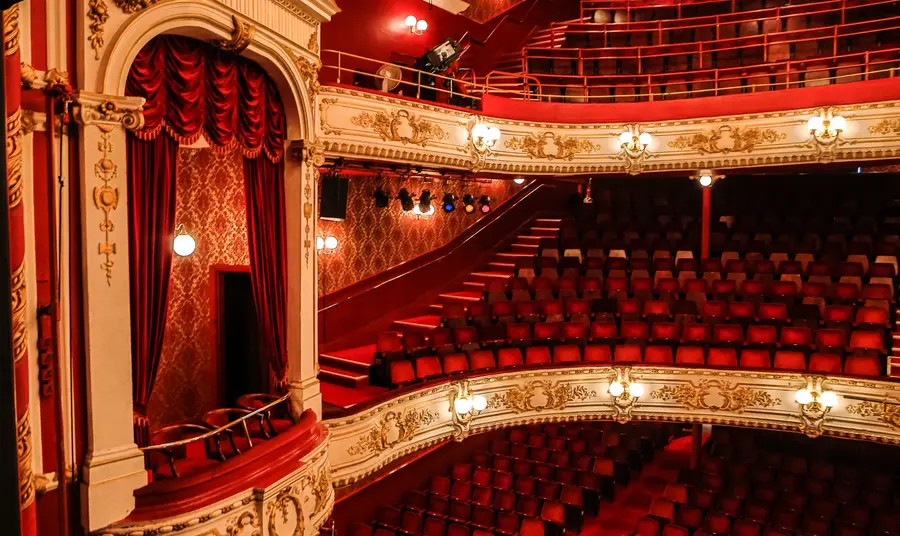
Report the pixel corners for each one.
[513,177,525,185]
[173,224,196,257]
[806,108,848,162]
[406,15,427,35]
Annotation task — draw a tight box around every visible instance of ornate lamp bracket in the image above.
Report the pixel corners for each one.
[467,116,501,171]
[616,124,652,175]
[450,381,486,441]
[806,107,849,163]
[609,367,644,424]
[796,375,838,438]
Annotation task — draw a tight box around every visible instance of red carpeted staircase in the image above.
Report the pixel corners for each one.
[319,217,564,409]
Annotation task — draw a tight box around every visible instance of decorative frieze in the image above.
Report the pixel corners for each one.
[668,125,785,154]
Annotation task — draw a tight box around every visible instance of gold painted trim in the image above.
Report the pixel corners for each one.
[351,109,449,147]
[504,132,595,161]
[10,263,26,363]
[215,15,255,54]
[651,379,782,412]
[87,0,109,60]
[486,380,596,413]
[668,125,786,154]
[7,107,22,209]
[3,5,19,57]
[347,408,440,456]
[17,411,34,510]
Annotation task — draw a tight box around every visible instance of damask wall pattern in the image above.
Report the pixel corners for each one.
[148,145,250,427]
[317,177,521,295]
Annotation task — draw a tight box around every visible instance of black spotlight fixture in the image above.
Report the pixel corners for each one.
[462,194,476,214]
[397,188,416,211]
[373,188,390,208]
[479,195,492,214]
[442,193,457,213]
[418,190,434,214]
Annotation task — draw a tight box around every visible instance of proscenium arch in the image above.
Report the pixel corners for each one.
[99,0,315,141]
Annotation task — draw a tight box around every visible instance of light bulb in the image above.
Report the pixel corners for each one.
[820,391,838,408]
[629,382,645,398]
[454,397,472,416]
[830,116,846,132]
[608,381,625,397]
[173,233,196,257]
[316,237,325,250]
[699,175,712,187]
[808,116,823,133]
[795,389,813,405]
[405,15,417,28]
[638,132,652,146]
[472,123,489,141]
[487,126,501,142]
[473,394,487,412]
[324,236,338,250]
[618,131,633,145]
[416,19,428,32]
[514,177,525,185]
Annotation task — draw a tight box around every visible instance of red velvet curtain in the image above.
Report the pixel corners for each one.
[126,35,287,442]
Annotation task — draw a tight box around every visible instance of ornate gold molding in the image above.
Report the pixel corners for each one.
[300,140,325,269]
[10,263,26,363]
[287,48,321,98]
[486,380,596,413]
[668,125,785,154]
[504,132,594,161]
[3,4,19,57]
[319,98,341,135]
[347,408,440,456]
[869,119,900,135]
[267,485,304,536]
[87,0,109,60]
[651,379,781,412]
[351,109,449,146]
[21,110,47,135]
[17,411,34,510]
[224,510,260,536]
[20,62,36,89]
[113,0,158,13]
[7,107,23,209]
[302,465,331,518]
[73,94,145,131]
[216,15,255,54]
[93,130,118,285]
[847,400,900,431]
[307,25,320,55]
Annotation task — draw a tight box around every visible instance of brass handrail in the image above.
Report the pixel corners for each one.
[141,393,291,451]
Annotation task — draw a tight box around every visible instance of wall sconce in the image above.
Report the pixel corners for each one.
[690,169,724,188]
[451,381,487,440]
[608,367,643,423]
[617,125,651,175]
[807,108,848,163]
[583,177,594,204]
[173,224,196,257]
[796,376,839,438]
[405,15,428,35]
[513,177,525,185]
[469,118,501,170]
[316,236,338,254]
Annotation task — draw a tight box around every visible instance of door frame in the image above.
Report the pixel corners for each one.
[210,264,251,407]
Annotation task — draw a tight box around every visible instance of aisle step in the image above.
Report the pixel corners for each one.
[319,365,368,388]
[517,235,544,244]
[495,252,536,260]
[438,291,484,303]
[487,261,516,272]
[463,281,486,291]
[511,243,540,253]
[319,344,376,374]
[392,315,442,331]
[470,271,515,284]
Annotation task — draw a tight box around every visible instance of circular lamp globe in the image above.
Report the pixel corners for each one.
[173,232,196,257]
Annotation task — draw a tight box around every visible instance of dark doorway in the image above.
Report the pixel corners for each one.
[218,270,268,406]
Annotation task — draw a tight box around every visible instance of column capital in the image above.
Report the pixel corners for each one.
[72,91,145,131]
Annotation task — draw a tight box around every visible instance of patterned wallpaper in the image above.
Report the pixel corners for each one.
[317,176,520,295]
[461,0,526,23]
[148,145,249,428]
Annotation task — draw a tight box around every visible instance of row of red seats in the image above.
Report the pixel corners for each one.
[386,343,882,387]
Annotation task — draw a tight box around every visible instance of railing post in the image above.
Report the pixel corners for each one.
[865,51,870,80]
[336,51,342,85]
[763,33,768,62]
[833,26,838,57]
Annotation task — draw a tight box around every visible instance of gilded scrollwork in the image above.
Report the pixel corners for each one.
[308,25,320,55]
[216,15,255,54]
[225,510,261,536]
[20,62,36,88]
[10,263,26,363]
[504,132,595,161]
[112,0,158,13]
[301,465,332,518]
[668,125,785,154]
[17,411,34,509]
[869,119,900,135]
[87,0,108,60]
[486,380,596,413]
[347,408,440,456]
[3,4,19,57]
[7,107,23,209]
[301,140,325,269]
[651,380,781,413]
[351,109,449,146]
[267,485,304,536]
[319,98,341,135]
[847,400,900,431]
[286,48,321,97]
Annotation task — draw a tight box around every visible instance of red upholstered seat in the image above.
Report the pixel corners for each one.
[713,324,744,346]
[614,344,643,363]
[534,322,562,342]
[415,356,443,380]
[590,321,618,342]
[398,510,423,536]
[390,360,416,385]
[780,326,812,351]
[553,345,582,363]
[728,301,756,323]
[676,346,706,365]
[350,523,374,536]
[682,323,712,344]
[746,325,777,347]
[773,350,807,371]
[740,348,772,368]
[446,524,470,536]
[808,352,843,374]
[844,353,881,376]
[498,348,524,368]
[645,345,674,363]
[454,327,479,348]
[525,346,552,365]
[824,304,854,327]
[376,506,404,529]
[662,526,689,536]
[701,300,728,323]
[708,347,738,367]
[562,321,588,342]
[469,350,496,371]
[622,321,650,341]
[651,322,680,343]
[636,517,662,536]
[856,306,890,328]
[584,344,612,363]
[757,302,788,326]
[442,353,469,375]
[703,512,731,535]
[849,330,886,354]
[506,323,532,344]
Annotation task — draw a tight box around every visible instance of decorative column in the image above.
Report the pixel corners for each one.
[691,170,723,259]
[284,139,322,419]
[4,5,38,535]
[72,91,148,532]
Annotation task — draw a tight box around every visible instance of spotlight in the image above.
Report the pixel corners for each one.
[513,177,525,185]
[442,193,457,212]
[373,188,390,208]
[479,195,492,214]
[463,194,476,214]
[418,189,433,214]
[397,188,415,211]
